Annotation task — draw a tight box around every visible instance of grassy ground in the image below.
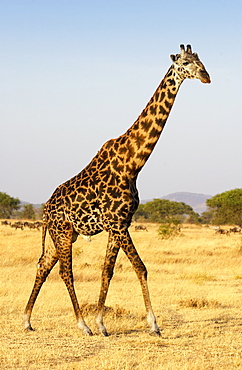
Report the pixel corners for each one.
[1,223,242,369]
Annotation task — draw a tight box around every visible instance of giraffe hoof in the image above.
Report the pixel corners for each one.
[25,326,35,332]
[96,320,109,336]
[83,327,93,336]
[101,329,109,337]
[149,328,161,337]
[98,326,109,336]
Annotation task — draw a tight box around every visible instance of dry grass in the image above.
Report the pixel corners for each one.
[1,223,242,369]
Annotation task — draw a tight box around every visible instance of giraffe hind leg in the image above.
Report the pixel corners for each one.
[55,224,93,336]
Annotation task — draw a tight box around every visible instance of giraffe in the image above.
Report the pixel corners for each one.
[24,44,210,336]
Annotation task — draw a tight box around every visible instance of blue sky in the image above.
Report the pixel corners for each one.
[1,0,242,204]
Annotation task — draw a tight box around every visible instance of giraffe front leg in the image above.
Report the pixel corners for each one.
[141,279,161,336]
[43,222,93,336]
[96,232,120,336]
[59,262,93,336]
[121,231,161,336]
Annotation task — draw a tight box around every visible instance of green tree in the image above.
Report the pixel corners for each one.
[206,188,242,226]
[134,198,194,223]
[200,210,214,225]
[20,204,36,220]
[186,212,202,224]
[133,203,149,222]
[0,192,20,219]
[35,204,45,220]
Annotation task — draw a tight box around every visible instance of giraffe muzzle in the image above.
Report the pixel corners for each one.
[200,71,211,84]
[201,76,211,84]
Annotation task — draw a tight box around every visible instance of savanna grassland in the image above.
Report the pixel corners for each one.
[1,223,242,369]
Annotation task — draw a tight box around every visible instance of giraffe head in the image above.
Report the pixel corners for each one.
[170,44,211,83]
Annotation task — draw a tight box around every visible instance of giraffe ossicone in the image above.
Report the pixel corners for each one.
[23,45,210,336]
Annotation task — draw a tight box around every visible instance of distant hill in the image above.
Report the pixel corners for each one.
[141,192,212,214]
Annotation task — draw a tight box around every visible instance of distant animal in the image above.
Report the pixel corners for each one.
[34,221,43,230]
[24,222,36,230]
[230,226,241,233]
[215,228,230,236]
[1,220,11,226]
[23,221,42,231]
[11,221,24,230]
[24,44,210,337]
[135,225,148,232]
[209,225,220,231]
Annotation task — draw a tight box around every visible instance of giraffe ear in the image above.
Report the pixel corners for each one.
[170,54,177,62]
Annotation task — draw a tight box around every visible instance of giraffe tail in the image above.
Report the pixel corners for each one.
[40,208,48,259]
[42,221,47,250]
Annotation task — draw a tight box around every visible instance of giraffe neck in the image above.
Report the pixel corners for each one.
[123,64,184,174]
[101,64,185,179]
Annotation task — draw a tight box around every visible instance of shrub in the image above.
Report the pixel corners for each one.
[158,223,181,240]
